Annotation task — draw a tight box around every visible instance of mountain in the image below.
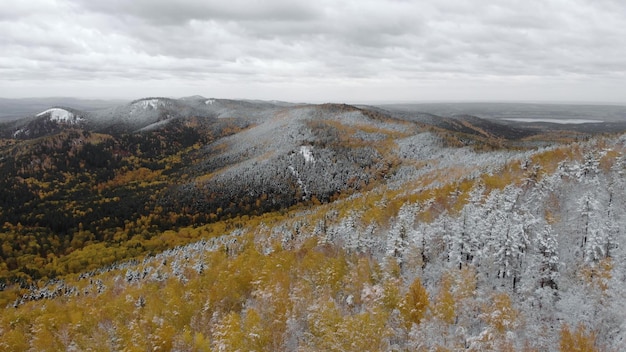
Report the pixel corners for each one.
[0,97,126,122]
[1,97,624,239]
[0,106,86,139]
[3,98,625,252]
[88,97,218,133]
[1,98,626,350]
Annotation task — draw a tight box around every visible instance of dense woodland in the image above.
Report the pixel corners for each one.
[1,99,625,350]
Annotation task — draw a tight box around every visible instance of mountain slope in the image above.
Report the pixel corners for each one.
[2,98,626,351]
[0,98,541,283]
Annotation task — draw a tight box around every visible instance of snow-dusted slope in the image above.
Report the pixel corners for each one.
[88,97,177,131]
[36,108,82,124]
[5,98,626,350]
[5,107,87,138]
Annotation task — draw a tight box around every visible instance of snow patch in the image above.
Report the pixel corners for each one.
[13,128,28,138]
[288,165,310,200]
[139,99,161,109]
[136,119,171,132]
[37,108,81,123]
[299,145,315,163]
[130,99,164,114]
[205,99,215,105]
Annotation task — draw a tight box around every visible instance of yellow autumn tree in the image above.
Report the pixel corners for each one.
[472,292,520,351]
[560,323,599,352]
[400,276,429,328]
[432,273,456,325]
[579,257,613,293]
[180,330,211,352]
[339,308,391,352]
[307,299,343,351]
[214,311,245,352]
[241,308,271,351]
[482,292,519,335]
[381,277,401,312]
[307,298,390,352]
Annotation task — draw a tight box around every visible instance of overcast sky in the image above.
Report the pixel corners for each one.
[1,0,626,103]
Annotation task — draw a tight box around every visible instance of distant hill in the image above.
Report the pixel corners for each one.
[381,101,626,123]
[0,97,127,121]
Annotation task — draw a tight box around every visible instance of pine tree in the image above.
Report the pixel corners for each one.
[578,192,609,263]
[535,225,559,290]
[489,187,530,290]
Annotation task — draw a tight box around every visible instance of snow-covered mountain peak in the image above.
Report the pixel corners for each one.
[36,108,82,124]
[131,99,165,112]
[8,107,86,138]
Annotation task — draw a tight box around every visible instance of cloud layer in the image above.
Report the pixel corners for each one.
[1,0,626,102]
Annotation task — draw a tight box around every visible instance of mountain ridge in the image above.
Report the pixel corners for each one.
[4,97,626,140]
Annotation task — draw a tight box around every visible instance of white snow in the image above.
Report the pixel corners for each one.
[130,99,164,115]
[138,99,162,110]
[205,99,215,105]
[13,128,27,138]
[299,146,315,163]
[37,108,81,123]
[502,118,603,124]
[288,165,310,200]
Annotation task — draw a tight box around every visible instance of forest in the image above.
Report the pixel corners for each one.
[0,99,625,351]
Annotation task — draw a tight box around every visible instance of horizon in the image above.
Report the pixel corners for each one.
[3,96,626,107]
[2,1,626,104]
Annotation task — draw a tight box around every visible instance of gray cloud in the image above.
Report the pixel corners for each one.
[70,0,321,24]
[1,0,626,102]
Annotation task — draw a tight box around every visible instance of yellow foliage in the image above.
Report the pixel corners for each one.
[214,312,245,352]
[307,299,390,352]
[192,332,212,352]
[307,299,343,350]
[530,146,578,175]
[455,266,478,302]
[599,149,620,172]
[0,327,29,351]
[242,308,271,351]
[433,273,456,325]
[560,323,599,352]
[544,192,561,225]
[579,257,612,292]
[343,255,378,307]
[97,167,163,191]
[481,292,518,335]
[400,277,429,328]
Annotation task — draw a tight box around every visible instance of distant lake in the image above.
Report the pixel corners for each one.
[502,118,603,124]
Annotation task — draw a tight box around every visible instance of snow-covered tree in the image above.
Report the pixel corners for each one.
[535,225,559,290]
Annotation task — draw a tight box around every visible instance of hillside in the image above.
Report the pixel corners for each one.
[1,99,626,350]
